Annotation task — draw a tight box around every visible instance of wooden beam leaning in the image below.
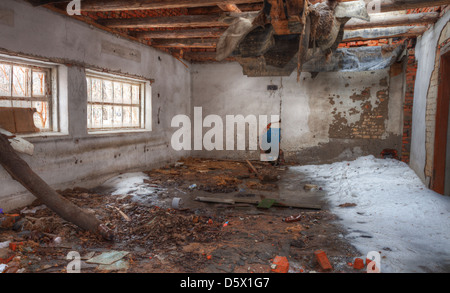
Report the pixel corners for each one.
[134,28,226,39]
[81,0,263,12]
[0,133,114,241]
[99,14,227,29]
[344,12,440,30]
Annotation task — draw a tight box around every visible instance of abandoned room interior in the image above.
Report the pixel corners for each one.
[0,0,449,276]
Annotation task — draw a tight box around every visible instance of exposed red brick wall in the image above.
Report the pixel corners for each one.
[338,39,390,49]
[401,40,417,163]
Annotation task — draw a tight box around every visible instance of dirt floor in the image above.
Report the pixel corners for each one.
[0,158,363,273]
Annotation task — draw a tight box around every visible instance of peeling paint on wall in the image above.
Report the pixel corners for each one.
[328,79,391,140]
[192,63,403,164]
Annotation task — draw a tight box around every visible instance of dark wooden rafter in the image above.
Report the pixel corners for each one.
[134,28,227,39]
[102,11,440,31]
[27,0,68,6]
[82,0,450,12]
[98,14,227,29]
[81,0,263,12]
[188,3,263,14]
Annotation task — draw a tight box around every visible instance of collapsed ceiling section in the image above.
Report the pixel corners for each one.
[217,0,378,76]
[29,0,449,76]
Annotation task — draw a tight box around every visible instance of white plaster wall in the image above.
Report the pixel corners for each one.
[191,62,403,163]
[410,10,450,183]
[0,0,191,211]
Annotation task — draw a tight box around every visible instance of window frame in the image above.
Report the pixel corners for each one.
[0,56,58,133]
[85,70,147,133]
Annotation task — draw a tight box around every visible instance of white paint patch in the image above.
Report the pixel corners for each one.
[292,156,450,273]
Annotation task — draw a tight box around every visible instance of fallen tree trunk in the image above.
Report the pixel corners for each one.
[0,134,114,241]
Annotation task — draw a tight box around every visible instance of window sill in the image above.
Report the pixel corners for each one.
[17,132,70,142]
[87,128,151,136]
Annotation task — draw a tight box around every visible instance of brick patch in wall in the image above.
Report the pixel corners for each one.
[401,41,417,163]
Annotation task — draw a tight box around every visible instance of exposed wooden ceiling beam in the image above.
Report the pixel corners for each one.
[377,0,450,13]
[99,14,227,29]
[343,25,428,41]
[309,0,449,12]
[188,3,263,14]
[81,0,263,12]
[106,11,438,33]
[152,39,218,48]
[345,11,440,30]
[139,24,428,46]
[134,28,227,39]
[27,0,68,6]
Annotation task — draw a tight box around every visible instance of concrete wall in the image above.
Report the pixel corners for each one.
[191,62,404,164]
[410,10,450,183]
[0,0,191,211]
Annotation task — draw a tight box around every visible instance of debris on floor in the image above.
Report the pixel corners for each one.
[0,158,361,273]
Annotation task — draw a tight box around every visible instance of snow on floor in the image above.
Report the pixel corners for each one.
[291,156,450,273]
[99,172,165,206]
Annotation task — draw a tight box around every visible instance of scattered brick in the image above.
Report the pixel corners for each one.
[9,242,24,252]
[353,258,365,270]
[271,256,289,273]
[314,250,332,271]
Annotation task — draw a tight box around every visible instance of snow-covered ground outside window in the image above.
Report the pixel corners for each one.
[292,156,450,273]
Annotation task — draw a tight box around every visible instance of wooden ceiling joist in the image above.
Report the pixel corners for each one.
[377,0,450,13]
[99,14,227,29]
[81,0,263,12]
[28,0,68,5]
[345,12,440,30]
[152,39,218,48]
[343,25,428,41]
[146,24,428,50]
[134,28,227,39]
[101,11,439,32]
[188,3,263,15]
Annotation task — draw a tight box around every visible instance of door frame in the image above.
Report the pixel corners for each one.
[432,49,450,195]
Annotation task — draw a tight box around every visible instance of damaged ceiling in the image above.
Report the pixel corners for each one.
[28,0,450,76]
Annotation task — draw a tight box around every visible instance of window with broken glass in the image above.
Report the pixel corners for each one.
[86,74,143,131]
[0,60,53,131]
